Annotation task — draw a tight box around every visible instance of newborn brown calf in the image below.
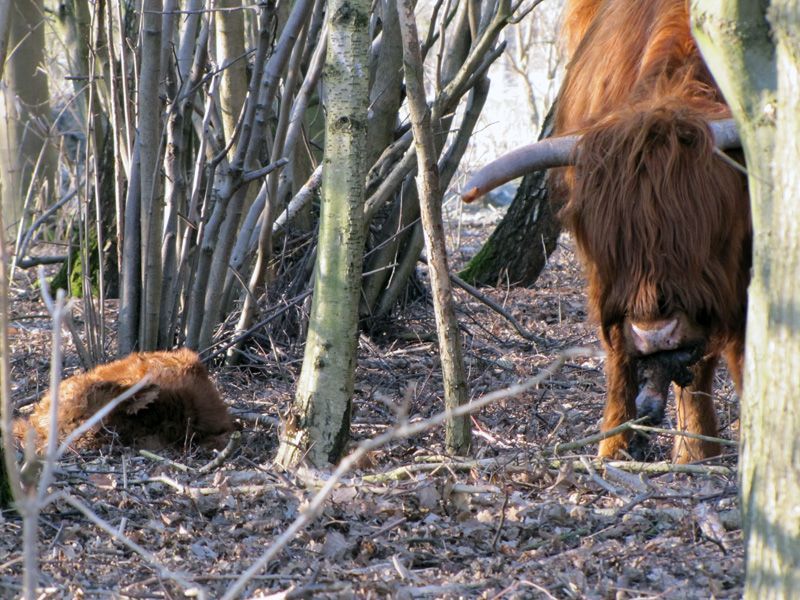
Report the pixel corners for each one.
[14,348,234,450]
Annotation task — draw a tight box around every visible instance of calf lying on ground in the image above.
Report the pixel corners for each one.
[14,348,234,450]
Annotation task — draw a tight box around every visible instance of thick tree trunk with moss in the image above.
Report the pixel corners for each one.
[693,2,800,597]
[275,0,370,469]
[459,166,560,286]
[460,110,560,287]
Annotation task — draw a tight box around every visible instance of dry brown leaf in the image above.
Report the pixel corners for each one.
[415,484,440,511]
[548,460,577,491]
[322,530,350,561]
[88,473,117,490]
[330,485,358,505]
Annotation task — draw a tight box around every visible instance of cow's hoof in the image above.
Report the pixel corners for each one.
[598,434,630,460]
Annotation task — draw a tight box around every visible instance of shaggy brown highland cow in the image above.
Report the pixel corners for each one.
[553,0,751,462]
[14,348,234,450]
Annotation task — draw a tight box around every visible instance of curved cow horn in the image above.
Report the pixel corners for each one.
[460,118,740,203]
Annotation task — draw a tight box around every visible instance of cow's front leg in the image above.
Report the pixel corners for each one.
[598,333,638,459]
[672,354,721,463]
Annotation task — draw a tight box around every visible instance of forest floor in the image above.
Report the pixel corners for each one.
[2,201,743,599]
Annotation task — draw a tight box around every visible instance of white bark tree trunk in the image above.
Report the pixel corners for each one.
[215,0,247,151]
[137,0,164,350]
[275,0,370,468]
[692,1,800,596]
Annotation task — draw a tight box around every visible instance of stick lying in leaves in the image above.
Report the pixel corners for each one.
[361,452,734,484]
[222,347,594,599]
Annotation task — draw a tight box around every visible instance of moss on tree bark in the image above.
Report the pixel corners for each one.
[460,110,560,287]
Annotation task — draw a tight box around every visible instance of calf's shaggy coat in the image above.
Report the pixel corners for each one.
[14,349,234,450]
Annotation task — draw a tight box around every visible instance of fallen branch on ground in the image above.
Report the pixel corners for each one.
[139,450,193,472]
[628,423,738,446]
[221,347,591,599]
[197,430,242,474]
[551,417,650,455]
[363,454,734,482]
[53,491,205,596]
[448,267,548,345]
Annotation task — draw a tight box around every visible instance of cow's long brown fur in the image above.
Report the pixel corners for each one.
[14,349,234,450]
[553,0,751,462]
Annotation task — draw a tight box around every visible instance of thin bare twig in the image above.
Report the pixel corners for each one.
[55,376,153,458]
[138,449,193,473]
[628,423,738,447]
[579,455,627,499]
[551,417,650,455]
[448,268,547,344]
[398,0,470,454]
[223,348,589,598]
[52,491,207,598]
[197,430,241,474]
[365,454,734,481]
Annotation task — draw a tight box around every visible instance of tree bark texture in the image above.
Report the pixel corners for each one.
[0,0,54,228]
[459,166,560,287]
[361,1,508,319]
[15,0,531,361]
[192,0,312,352]
[275,0,370,468]
[460,110,560,287]
[0,209,16,509]
[0,0,13,508]
[693,1,799,596]
[215,0,247,151]
[398,0,471,456]
[137,0,164,350]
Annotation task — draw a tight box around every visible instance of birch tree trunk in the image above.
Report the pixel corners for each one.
[158,0,205,348]
[692,1,800,596]
[214,0,247,150]
[55,0,91,129]
[275,0,370,468]
[398,0,471,455]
